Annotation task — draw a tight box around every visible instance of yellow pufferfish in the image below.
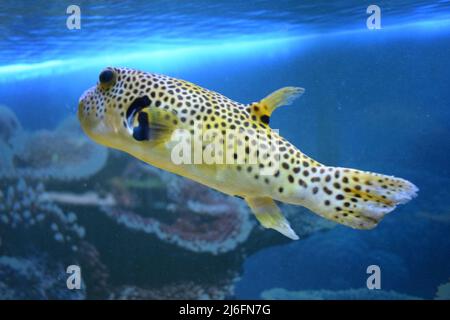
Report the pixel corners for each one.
[78,67,418,240]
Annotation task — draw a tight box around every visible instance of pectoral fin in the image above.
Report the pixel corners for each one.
[131,107,179,145]
[246,196,299,240]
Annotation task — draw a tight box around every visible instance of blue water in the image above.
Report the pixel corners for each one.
[0,1,449,300]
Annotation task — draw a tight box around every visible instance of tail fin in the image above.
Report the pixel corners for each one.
[303,166,418,229]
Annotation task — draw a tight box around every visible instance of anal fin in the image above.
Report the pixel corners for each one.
[246,197,299,240]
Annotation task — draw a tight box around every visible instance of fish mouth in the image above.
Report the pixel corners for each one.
[79,87,92,103]
[77,101,83,126]
[77,87,95,119]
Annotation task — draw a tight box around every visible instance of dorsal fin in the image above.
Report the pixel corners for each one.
[249,87,304,125]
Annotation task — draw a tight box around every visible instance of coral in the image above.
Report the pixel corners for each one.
[40,191,116,207]
[10,121,108,180]
[261,288,422,300]
[0,178,110,299]
[110,280,235,300]
[0,109,108,181]
[0,140,14,174]
[0,254,86,300]
[101,162,255,255]
[435,278,450,300]
[0,178,85,252]
[75,241,110,299]
[0,105,21,143]
[0,105,21,174]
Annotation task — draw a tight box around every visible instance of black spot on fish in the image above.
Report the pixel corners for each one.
[260,115,270,125]
[132,112,150,141]
[126,96,151,123]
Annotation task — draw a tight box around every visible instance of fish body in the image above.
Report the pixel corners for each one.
[78,67,418,239]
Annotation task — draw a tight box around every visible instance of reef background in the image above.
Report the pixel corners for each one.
[0,1,450,300]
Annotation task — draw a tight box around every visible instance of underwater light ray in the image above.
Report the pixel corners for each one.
[0,60,65,75]
[1,17,450,82]
[0,36,300,81]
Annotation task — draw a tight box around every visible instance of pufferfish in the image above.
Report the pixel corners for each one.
[78,67,418,240]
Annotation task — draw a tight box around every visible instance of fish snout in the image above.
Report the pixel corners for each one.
[78,87,93,105]
[77,100,84,121]
[77,87,95,119]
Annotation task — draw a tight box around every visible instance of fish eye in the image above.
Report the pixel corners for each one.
[99,69,116,89]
